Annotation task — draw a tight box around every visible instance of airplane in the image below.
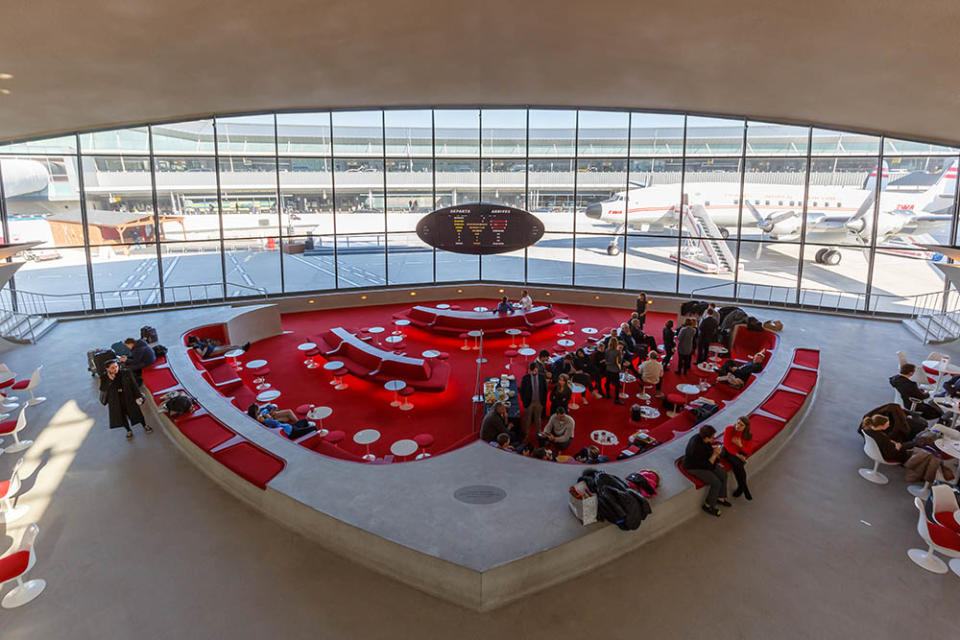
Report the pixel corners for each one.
[583,161,957,266]
[0,158,50,198]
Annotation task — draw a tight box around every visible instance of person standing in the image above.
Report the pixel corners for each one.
[722,416,753,500]
[589,341,607,397]
[604,337,624,405]
[100,360,151,440]
[697,309,719,364]
[518,290,533,311]
[520,362,547,440]
[662,320,676,370]
[676,318,697,376]
[549,374,572,415]
[635,292,648,330]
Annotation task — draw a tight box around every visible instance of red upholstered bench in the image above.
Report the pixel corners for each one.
[142,367,178,392]
[203,361,241,385]
[229,386,257,411]
[177,414,236,452]
[781,368,817,393]
[759,389,805,421]
[793,349,820,369]
[747,413,790,450]
[729,325,777,361]
[211,442,285,490]
[183,324,228,347]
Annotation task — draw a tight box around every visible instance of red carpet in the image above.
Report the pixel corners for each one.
[218,299,768,462]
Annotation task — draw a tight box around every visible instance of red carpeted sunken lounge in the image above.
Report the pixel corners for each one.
[153,299,784,466]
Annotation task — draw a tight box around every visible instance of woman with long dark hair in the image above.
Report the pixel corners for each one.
[100,360,151,440]
[722,416,754,500]
[603,337,624,405]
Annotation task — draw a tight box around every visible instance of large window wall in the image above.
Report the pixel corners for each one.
[1,108,958,315]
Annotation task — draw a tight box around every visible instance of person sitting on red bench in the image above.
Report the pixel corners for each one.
[722,416,754,501]
[495,296,514,314]
[683,424,731,517]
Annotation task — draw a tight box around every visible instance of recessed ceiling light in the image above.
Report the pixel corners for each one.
[0,89,10,95]
[0,73,12,80]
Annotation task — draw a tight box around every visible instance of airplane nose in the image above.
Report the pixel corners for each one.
[585,203,603,219]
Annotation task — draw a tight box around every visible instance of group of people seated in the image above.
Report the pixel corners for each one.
[681,417,754,517]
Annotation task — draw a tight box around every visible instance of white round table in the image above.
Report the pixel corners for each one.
[581,327,598,335]
[473,306,488,312]
[923,359,960,394]
[639,405,660,419]
[518,347,537,361]
[225,349,244,369]
[422,349,441,358]
[394,319,411,326]
[323,360,348,390]
[468,330,485,362]
[619,372,636,399]
[367,326,385,345]
[246,359,268,370]
[353,429,381,462]
[297,342,317,352]
[554,317,573,336]
[256,389,281,402]
[935,398,960,428]
[390,438,419,460]
[557,339,575,348]
[307,406,332,432]
[505,328,522,348]
[677,383,700,402]
[385,335,404,345]
[569,382,586,410]
[697,362,716,373]
[384,380,407,407]
[590,429,619,457]
[436,303,451,309]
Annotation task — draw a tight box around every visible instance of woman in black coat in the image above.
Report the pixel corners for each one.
[100,360,151,439]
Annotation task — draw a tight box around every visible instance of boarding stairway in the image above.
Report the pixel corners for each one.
[0,308,56,344]
[903,311,960,344]
[669,204,740,274]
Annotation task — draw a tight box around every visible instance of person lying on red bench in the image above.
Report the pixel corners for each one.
[188,336,250,359]
[247,403,315,439]
[716,352,765,389]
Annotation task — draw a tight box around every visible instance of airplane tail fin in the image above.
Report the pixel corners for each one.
[930,159,959,199]
[863,161,890,191]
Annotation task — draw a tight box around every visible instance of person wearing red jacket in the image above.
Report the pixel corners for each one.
[722,416,753,500]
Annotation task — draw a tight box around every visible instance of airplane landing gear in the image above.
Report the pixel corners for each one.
[814,248,841,266]
[607,241,621,256]
[718,226,730,240]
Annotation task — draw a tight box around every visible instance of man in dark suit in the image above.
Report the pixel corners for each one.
[890,363,944,421]
[520,361,547,440]
[697,309,719,364]
[480,402,510,443]
[617,323,641,376]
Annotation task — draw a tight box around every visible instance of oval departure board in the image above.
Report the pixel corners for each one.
[416,203,545,255]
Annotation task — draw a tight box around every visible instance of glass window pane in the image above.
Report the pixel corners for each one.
[280,235,336,293]
[574,234,623,288]
[527,233,572,285]
[81,155,157,244]
[224,238,281,296]
[798,244,868,311]
[884,137,958,156]
[216,114,276,155]
[218,156,279,239]
[576,158,626,232]
[808,156,881,246]
[740,157,807,242]
[279,157,333,236]
[277,112,331,156]
[90,245,160,309]
[79,127,150,155]
[624,236,678,293]
[386,158,433,231]
[2,155,82,248]
[332,111,383,157]
[746,121,809,156]
[685,116,744,156]
[435,158,479,208]
[481,159,525,209]
[623,158,683,236]
[578,110,628,157]
[811,128,879,156]
[529,109,576,157]
[151,120,216,154]
[630,113,685,156]
[435,250,478,282]
[384,110,432,157]
[736,241,800,305]
[681,157,742,239]
[879,156,956,248]
[335,234,385,288]
[528,158,573,233]
[154,156,219,241]
[434,109,479,157]
[334,158,384,233]
[481,109,526,157]
[387,233,434,285]
[481,247,525,283]
[677,252,736,296]
[0,135,77,155]
[12,247,90,313]
[160,241,224,303]
[869,250,947,314]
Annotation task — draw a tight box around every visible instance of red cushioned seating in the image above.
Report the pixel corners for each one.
[459,332,469,340]
[729,325,778,361]
[295,403,314,415]
[759,389,806,420]
[0,478,8,498]
[676,458,705,488]
[746,414,787,449]
[936,511,960,535]
[333,367,349,377]
[203,361,241,384]
[299,435,365,462]
[398,305,558,334]
[142,367,178,392]
[10,379,28,390]
[0,418,16,435]
[177,414,235,452]
[0,378,14,390]
[211,442,285,490]
[792,349,820,369]
[229,386,257,410]
[505,349,518,358]
[183,323,228,347]
[0,550,30,582]
[436,352,450,360]
[414,433,434,447]
[324,430,345,444]
[782,368,817,393]
[399,386,415,397]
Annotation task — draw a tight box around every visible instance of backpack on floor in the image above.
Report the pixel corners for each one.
[140,325,159,344]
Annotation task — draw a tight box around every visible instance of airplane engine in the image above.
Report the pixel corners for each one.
[761,210,802,241]
[874,210,910,238]
[1,159,49,198]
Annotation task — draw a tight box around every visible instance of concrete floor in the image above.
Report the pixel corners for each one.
[0,305,956,639]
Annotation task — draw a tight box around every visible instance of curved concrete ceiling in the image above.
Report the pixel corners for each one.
[1,0,958,145]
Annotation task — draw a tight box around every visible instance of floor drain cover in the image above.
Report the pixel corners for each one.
[454,485,506,504]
